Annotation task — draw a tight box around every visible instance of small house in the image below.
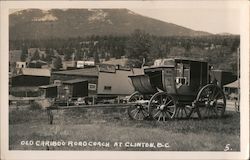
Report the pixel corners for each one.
[39,84,58,98]
[51,65,143,101]
[11,68,51,87]
[59,79,88,99]
[224,79,240,100]
[76,61,95,68]
[16,62,27,69]
[62,61,77,70]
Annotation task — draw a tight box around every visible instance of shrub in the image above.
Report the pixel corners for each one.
[29,101,42,110]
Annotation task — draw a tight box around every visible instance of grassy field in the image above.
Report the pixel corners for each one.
[9,107,240,151]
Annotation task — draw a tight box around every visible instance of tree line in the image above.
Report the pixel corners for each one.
[10,29,240,73]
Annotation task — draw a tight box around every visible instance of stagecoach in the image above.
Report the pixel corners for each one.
[127,58,226,121]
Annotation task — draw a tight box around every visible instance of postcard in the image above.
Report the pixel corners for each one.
[1,1,249,160]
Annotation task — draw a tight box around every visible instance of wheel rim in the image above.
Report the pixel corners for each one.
[127,92,149,120]
[128,91,143,102]
[196,84,226,118]
[149,92,177,121]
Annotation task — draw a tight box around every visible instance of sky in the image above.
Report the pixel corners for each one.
[131,8,240,35]
[10,8,241,35]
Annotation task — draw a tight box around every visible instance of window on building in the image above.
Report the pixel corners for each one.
[104,86,112,91]
[88,83,97,91]
[54,80,62,86]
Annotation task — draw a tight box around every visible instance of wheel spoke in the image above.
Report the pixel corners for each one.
[183,108,188,116]
[167,105,176,108]
[153,110,161,118]
[165,100,173,106]
[176,107,180,118]
[157,112,162,121]
[141,109,146,117]
[162,111,167,121]
[133,109,140,119]
[165,110,171,118]
[130,108,138,115]
[163,114,166,122]
[167,109,174,114]
[163,96,169,105]
[213,92,220,100]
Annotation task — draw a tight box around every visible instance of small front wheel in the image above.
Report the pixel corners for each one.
[148,92,177,121]
[127,92,149,120]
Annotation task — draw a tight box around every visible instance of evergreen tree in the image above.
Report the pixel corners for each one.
[31,49,40,61]
[20,45,28,62]
[75,49,83,60]
[41,54,46,61]
[45,48,54,63]
[94,52,100,63]
[53,56,63,71]
[126,29,152,66]
[231,39,240,52]
[64,48,73,61]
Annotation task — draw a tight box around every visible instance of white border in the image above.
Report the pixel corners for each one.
[1,1,249,160]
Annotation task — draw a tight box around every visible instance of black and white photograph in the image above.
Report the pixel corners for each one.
[1,1,249,160]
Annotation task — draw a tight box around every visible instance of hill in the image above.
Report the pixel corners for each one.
[9,9,211,40]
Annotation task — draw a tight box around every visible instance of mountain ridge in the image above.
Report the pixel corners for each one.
[9,9,212,40]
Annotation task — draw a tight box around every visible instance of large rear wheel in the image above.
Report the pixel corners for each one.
[195,84,226,118]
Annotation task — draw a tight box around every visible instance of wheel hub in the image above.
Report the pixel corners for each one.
[159,105,165,110]
[136,105,142,109]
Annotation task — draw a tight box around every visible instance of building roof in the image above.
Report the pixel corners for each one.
[63,79,87,84]
[102,58,128,66]
[224,79,240,88]
[53,67,99,77]
[30,60,47,64]
[20,68,51,77]
[211,69,234,73]
[39,84,58,89]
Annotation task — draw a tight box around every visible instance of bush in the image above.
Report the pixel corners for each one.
[29,101,42,110]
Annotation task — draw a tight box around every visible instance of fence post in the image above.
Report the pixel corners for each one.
[47,109,54,125]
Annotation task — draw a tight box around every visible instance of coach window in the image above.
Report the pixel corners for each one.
[176,63,190,85]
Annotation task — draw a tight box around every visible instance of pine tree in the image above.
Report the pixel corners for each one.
[53,56,62,71]
[31,49,40,61]
[45,48,54,63]
[126,29,152,67]
[20,45,28,62]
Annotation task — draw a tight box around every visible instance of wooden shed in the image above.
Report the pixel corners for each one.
[39,84,58,98]
[61,79,88,98]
